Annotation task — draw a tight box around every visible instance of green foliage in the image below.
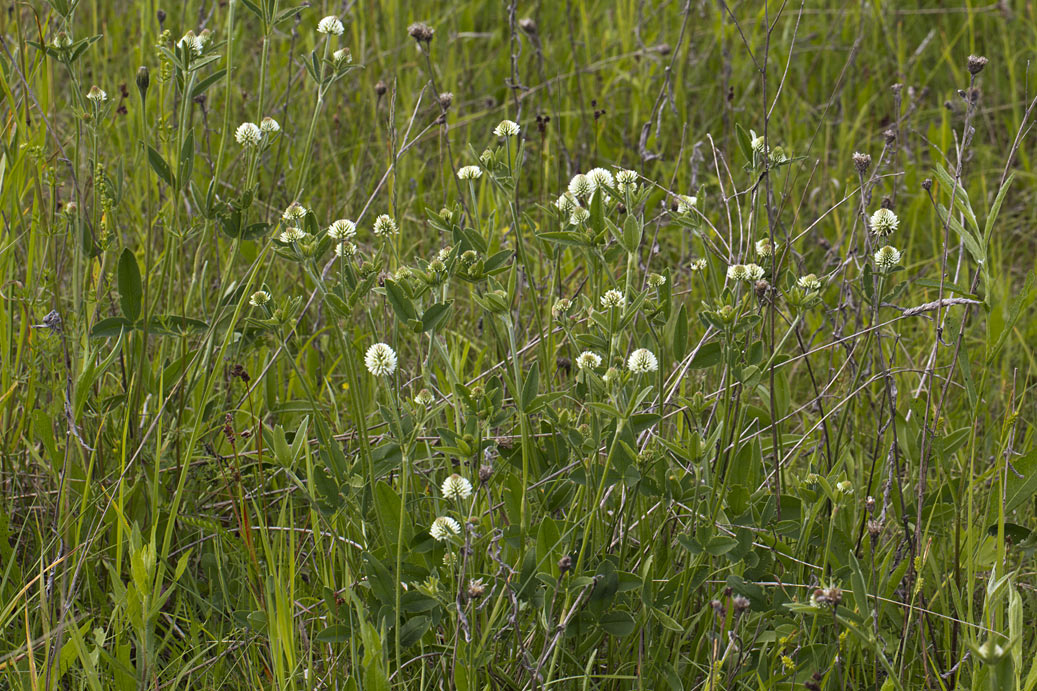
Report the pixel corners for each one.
[1,1,1036,689]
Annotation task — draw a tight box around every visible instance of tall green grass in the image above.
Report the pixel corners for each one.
[1,0,1035,689]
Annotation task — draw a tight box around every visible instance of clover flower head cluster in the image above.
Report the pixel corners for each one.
[869,208,899,237]
[317,16,345,35]
[493,119,520,138]
[600,289,625,309]
[576,351,602,370]
[873,245,902,272]
[457,165,483,180]
[327,219,356,240]
[364,342,398,376]
[441,474,473,500]
[373,214,398,237]
[430,516,461,541]
[627,348,658,374]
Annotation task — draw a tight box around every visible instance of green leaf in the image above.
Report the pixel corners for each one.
[384,279,418,322]
[689,341,722,369]
[673,304,688,360]
[599,610,636,637]
[1004,447,1037,515]
[521,361,539,412]
[117,248,142,322]
[147,146,174,187]
[314,624,351,643]
[90,317,133,338]
[984,173,1014,246]
[190,69,227,101]
[420,301,453,333]
[398,616,431,648]
[178,129,194,191]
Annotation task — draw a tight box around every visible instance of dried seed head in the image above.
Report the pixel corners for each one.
[890,82,903,95]
[519,18,537,34]
[967,54,988,75]
[438,91,453,110]
[732,595,751,613]
[558,555,573,574]
[407,22,435,44]
[867,519,882,538]
[921,177,933,192]
[852,151,871,174]
[478,465,493,485]
[883,128,896,144]
[374,80,387,97]
[865,495,876,514]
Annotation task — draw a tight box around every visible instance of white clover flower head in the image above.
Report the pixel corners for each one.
[364,342,398,376]
[493,119,520,138]
[552,298,572,320]
[52,31,73,49]
[647,272,666,288]
[235,122,262,147]
[282,202,307,223]
[334,240,357,257]
[869,207,899,237]
[457,165,483,180]
[86,85,107,103]
[260,117,280,133]
[328,219,356,240]
[437,246,452,262]
[179,30,204,56]
[690,257,707,272]
[414,388,435,407]
[676,195,698,214]
[333,47,352,64]
[373,214,398,237]
[555,192,578,214]
[745,263,765,281]
[441,474,473,500]
[836,480,854,494]
[317,15,345,35]
[627,348,658,374]
[430,516,461,541]
[616,169,639,193]
[576,351,602,370]
[249,290,271,307]
[600,289,626,309]
[279,226,306,243]
[797,273,822,290]
[755,238,773,258]
[750,131,767,154]
[568,174,593,198]
[569,207,590,226]
[873,245,901,272]
[198,29,213,46]
[727,264,748,282]
[585,167,615,192]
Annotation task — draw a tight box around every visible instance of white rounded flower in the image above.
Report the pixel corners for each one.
[755,238,773,258]
[249,290,270,307]
[675,195,697,214]
[179,31,204,56]
[282,202,307,222]
[576,351,602,370]
[430,516,461,541]
[745,263,765,281]
[373,214,398,237]
[279,226,306,243]
[727,264,748,282]
[586,167,614,192]
[334,241,357,257]
[797,273,822,290]
[869,208,899,237]
[616,169,639,193]
[569,207,590,226]
[690,257,707,272]
[457,165,483,180]
[627,348,658,374]
[235,122,262,147]
[333,48,351,64]
[493,119,520,138]
[260,117,280,133]
[750,132,767,154]
[364,342,398,376]
[317,16,345,35]
[568,174,593,198]
[873,245,902,272]
[86,85,107,103]
[599,289,625,309]
[441,474,473,500]
[327,219,356,239]
[555,192,578,214]
[414,388,435,406]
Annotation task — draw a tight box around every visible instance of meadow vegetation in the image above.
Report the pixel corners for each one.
[1,0,1037,688]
